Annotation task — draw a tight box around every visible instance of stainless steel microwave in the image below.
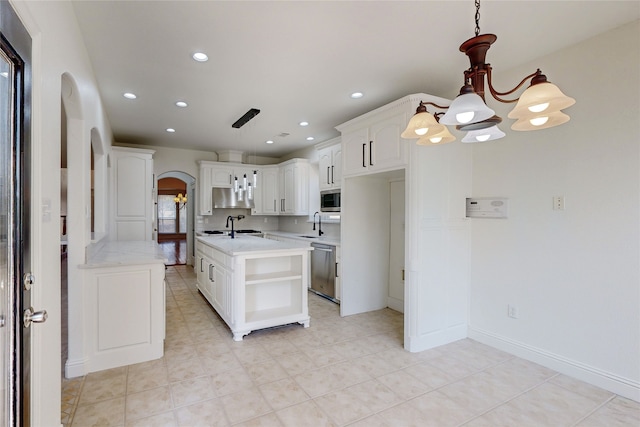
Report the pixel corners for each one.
[320,190,341,212]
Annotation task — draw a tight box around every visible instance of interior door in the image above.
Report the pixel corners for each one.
[0,2,38,425]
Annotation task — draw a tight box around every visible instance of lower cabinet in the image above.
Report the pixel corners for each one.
[83,262,166,373]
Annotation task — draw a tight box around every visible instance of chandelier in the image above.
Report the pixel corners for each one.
[402,0,575,145]
[173,192,187,209]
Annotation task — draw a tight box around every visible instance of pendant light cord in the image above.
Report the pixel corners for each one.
[474,0,481,36]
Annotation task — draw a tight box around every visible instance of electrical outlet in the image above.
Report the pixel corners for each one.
[508,304,519,319]
[553,196,565,210]
[263,217,268,223]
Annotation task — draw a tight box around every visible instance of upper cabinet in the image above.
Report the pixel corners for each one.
[340,112,407,177]
[316,137,342,190]
[198,162,214,216]
[109,147,155,241]
[279,159,309,215]
[337,94,447,178]
[197,159,309,216]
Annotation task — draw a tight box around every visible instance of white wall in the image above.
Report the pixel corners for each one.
[9,0,115,424]
[468,21,639,400]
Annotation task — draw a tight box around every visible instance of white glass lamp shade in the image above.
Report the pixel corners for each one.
[462,125,505,143]
[508,82,575,119]
[440,92,495,126]
[511,110,570,131]
[416,126,456,145]
[401,112,444,139]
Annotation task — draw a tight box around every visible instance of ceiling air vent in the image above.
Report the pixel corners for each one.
[232,108,260,128]
[277,132,290,138]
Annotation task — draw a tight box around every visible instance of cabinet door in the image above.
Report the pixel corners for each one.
[213,265,226,316]
[318,148,332,190]
[341,127,369,177]
[196,255,207,291]
[198,166,213,215]
[250,169,263,215]
[331,145,342,187]
[261,167,279,215]
[111,148,154,240]
[279,165,295,214]
[369,113,408,172]
[211,166,234,187]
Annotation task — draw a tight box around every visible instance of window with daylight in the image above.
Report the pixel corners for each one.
[158,194,187,234]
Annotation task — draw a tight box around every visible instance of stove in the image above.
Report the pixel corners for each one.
[235,229,262,234]
[202,229,263,236]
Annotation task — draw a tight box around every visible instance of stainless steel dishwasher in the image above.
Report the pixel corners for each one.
[310,242,337,302]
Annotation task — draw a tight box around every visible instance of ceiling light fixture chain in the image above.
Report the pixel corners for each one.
[474,0,481,37]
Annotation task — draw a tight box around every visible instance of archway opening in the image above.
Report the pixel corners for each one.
[157,176,188,265]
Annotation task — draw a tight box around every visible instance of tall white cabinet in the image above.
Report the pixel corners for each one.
[109,147,155,241]
[337,93,472,354]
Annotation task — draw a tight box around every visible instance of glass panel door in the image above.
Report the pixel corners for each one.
[0,45,13,427]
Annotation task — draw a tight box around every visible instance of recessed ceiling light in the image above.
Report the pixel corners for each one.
[265,140,274,144]
[351,92,364,99]
[192,52,208,62]
[175,101,188,108]
[123,92,137,99]
[306,137,314,141]
[299,121,309,127]
[166,128,176,133]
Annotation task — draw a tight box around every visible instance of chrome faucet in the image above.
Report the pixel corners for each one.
[313,211,324,237]
[225,214,245,238]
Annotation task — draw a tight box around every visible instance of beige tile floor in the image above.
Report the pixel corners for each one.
[62,265,640,426]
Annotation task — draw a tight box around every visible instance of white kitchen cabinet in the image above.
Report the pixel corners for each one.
[198,162,214,215]
[81,241,166,373]
[109,147,155,241]
[335,245,342,302]
[198,161,260,215]
[278,159,309,215]
[317,138,342,190]
[260,166,279,215]
[339,112,408,177]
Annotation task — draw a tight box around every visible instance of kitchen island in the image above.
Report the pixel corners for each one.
[196,235,312,341]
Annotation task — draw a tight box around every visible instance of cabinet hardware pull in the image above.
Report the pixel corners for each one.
[362,143,366,167]
[200,258,204,272]
[326,167,330,185]
[331,165,334,184]
[335,262,339,277]
[369,141,373,165]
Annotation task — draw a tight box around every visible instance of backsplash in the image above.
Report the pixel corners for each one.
[196,210,340,239]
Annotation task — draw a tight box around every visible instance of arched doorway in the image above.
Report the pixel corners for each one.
[157,172,195,266]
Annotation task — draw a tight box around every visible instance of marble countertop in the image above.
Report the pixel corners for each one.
[81,240,168,268]
[197,234,313,256]
[262,230,340,246]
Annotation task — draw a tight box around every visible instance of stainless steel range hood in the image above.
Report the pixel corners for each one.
[212,187,254,209]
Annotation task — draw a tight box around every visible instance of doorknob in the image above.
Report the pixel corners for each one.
[23,307,48,328]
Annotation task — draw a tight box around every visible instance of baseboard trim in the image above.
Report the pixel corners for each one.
[469,326,640,402]
[387,296,404,313]
[64,357,87,379]
[406,323,467,353]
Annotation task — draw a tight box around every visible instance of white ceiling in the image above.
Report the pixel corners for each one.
[71,1,639,158]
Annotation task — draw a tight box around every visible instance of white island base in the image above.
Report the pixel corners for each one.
[196,236,312,341]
